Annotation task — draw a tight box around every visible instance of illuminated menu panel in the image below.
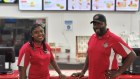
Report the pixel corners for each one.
[0,0,17,3]
[92,0,115,11]
[19,0,42,10]
[43,0,67,10]
[116,0,139,11]
[68,0,91,10]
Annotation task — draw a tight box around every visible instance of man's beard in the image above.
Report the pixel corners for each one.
[94,26,107,36]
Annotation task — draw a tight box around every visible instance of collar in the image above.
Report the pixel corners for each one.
[33,42,43,49]
[95,28,110,39]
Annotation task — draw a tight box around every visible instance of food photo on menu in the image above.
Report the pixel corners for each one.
[116,0,139,11]
[43,0,67,10]
[19,0,42,10]
[68,0,91,11]
[92,0,115,11]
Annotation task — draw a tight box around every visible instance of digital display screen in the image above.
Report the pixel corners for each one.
[92,0,115,11]
[19,0,42,10]
[0,0,17,3]
[116,0,139,11]
[68,0,91,11]
[43,0,67,10]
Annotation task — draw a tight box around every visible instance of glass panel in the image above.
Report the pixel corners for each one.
[0,18,47,57]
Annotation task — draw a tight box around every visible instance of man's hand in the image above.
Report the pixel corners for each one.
[105,70,121,79]
[71,72,84,78]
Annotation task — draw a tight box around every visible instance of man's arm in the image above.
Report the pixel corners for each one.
[71,55,88,77]
[106,51,136,79]
[81,56,89,74]
[118,51,136,74]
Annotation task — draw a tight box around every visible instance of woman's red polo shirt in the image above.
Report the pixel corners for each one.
[17,42,54,79]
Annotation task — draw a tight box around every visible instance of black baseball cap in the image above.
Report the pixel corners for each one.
[90,14,106,24]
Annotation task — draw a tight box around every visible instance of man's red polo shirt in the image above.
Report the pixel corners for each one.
[87,29,132,79]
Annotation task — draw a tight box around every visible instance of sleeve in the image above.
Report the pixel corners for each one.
[17,44,31,67]
[87,35,94,54]
[112,38,132,58]
[50,50,54,60]
[46,43,54,60]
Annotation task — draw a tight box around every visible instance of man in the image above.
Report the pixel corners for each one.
[71,14,136,79]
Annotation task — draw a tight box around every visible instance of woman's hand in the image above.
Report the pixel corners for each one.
[59,73,66,79]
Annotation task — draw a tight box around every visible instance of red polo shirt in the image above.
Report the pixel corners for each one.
[87,29,132,79]
[17,42,54,79]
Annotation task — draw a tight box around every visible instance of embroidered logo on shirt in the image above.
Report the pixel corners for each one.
[46,51,50,54]
[103,42,108,48]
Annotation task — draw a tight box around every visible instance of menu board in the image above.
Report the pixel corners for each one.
[116,0,139,11]
[68,0,91,10]
[92,0,115,11]
[0,0,17,3]
[19,0,42,10]
[43,0,67,10]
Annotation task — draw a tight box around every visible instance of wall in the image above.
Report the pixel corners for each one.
[0,5,140,60]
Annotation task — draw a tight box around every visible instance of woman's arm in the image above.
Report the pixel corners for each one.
[50,59,62,75]
[18,66,27,79]
[50,59,66,79]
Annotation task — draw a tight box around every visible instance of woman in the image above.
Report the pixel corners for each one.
[17,24,66,79]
